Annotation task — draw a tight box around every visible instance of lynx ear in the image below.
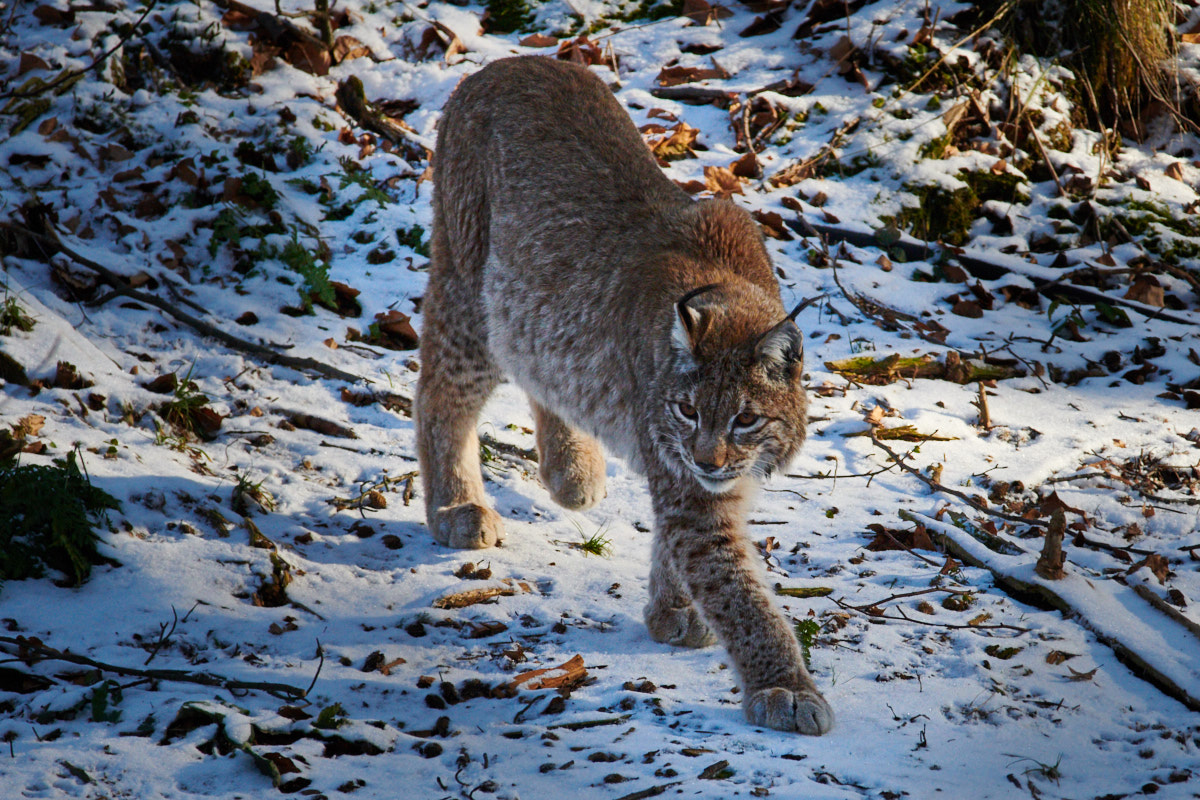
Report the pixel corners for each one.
[672,284,721,355]
[754,317,804,377]
[755,292,822,376]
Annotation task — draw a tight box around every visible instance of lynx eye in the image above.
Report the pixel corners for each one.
[733,411,761,429]
[675,401,699,421]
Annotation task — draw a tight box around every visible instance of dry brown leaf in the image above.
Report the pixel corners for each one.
[18,52,51,76]
[331,35,372,64]
[729,151,760,179]
[519,33,558,47]
[657,63,729,87]
[15,414,45,437]
[1164,161,1185,181]
[288,412,357,439]
[1128,553,1171,584]
[682,0,733,24]
[703,165,743,198]
[751,209,792,240]
[1045,650,1077,665]
[647,121,699,161]
[1067,665,1098,682]
[285,39,331,76]
[1124,275,1165,307]
[556,36,607,67]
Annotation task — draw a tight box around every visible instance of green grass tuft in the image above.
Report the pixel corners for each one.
[0,450,120,588]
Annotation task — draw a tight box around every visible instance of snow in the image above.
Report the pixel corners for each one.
[3,0,1200,797]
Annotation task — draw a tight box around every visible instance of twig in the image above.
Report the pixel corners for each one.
[871,432,1049,530]
[143,606,179,666]
[0,636,309,700]
[830,595,1030,633]
[2,223,366,384]
[546,715,630,731]
[612,784,684,800]
[305,641,325,696]
[0,0,160,100]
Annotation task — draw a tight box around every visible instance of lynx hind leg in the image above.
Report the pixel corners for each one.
[644,549,717,648]
[530,400,606,511]
[415,252,505,549]
[416,338,505,548]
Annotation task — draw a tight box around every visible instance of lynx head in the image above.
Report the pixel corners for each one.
[653,283,809,495]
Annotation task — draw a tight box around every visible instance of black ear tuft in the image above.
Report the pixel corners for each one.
[754,317,804,376]
[673,283,722,354]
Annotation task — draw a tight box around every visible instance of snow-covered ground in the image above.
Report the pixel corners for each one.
[3,0,1200,797]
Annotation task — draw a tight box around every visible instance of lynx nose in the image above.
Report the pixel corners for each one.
[694,460,722,474]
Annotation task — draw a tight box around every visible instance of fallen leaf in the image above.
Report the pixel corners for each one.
[1127,553,1171,584]
[287,412,357,439]
[331,35,371,64]
[1066,665,1098,682]
[751,209,792,240]
[18,52,52,75]
[1038,491,1084,517]
[1165,161,1185,182]
[519,33,558,47]
[285,39,331,76]
[703,165,743,198]
[1124,275,1164,307]
[647,121,699,161]
[951,299,983,318]
[682,0,733,24]
[556,36,606,67]
[15,414,45,437]
[657,63,729,87]
[729,151,759,179]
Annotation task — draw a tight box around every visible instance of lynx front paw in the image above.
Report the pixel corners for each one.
[644,603,717,648]
[744,686,834,735]
[431,503,505,549]
[540,443,606,511]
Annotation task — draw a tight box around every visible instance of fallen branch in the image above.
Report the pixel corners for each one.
[832,587,1031,633]
[2,222,366,384]
[785,218,1198,327]
[507,654,587,692]
[0,636,309,700]
[910,512,1200,712]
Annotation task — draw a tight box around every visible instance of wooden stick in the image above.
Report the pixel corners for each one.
[432,579,537,609]
[0,636,309,699]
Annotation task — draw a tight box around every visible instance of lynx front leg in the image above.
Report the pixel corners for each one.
[644,541,717,648]
[415,301,505,550]
[530,400,606,511]
[651,483,833,735]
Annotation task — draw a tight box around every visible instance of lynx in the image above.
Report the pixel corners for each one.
[415,56,832,734]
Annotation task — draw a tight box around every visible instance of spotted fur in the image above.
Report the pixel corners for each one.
[415,56,832,734]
